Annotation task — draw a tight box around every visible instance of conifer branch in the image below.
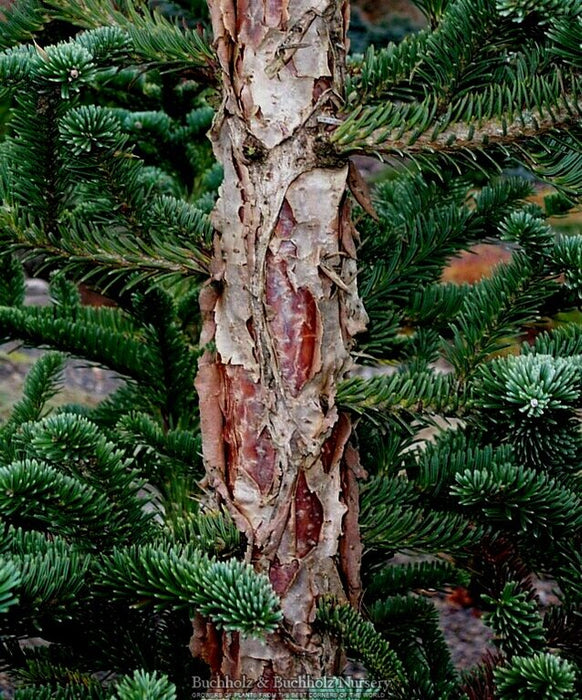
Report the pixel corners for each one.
[482,581,546,658]
[96,545,283,636]
[1,540,91,621]
[413,431,514,503]
[444,253,559,379]
[43,0,217,81]
[0,352,65,441]
[114,670,177,700]
[494,652,577,699]
[332,94,582,162]
[0,306,157,383]
[0,559,21,613]
[367,560,470,598]
[316,599,406,686]
[451,461,582,536]
[338,371,464,429]
[369,595,459,692]
[0,214,210,290]
[360,476,484,553]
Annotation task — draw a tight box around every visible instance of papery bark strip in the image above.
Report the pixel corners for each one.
[195,0,368,687]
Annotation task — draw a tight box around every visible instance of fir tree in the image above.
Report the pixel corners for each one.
[0,0,582,698]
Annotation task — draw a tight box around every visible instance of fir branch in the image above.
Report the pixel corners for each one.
[13,653,103,693]
[43,0,216,80]
[0,524,74,557]
[86,382,158,429]
[547,16,582,69]
[406,283,470,325]
[499,209,554,259]
[0,45,36,92]
[411,0,453,25]
[1,90,69,236]
[482,581,546,658]
[360,476,483,553]
[0,253,25,307]
[472,353,582,473]
[445,253,558,379]
[555,544,582,605]
[0,0,48,50]
[4,543,91,623]
[35,41,98,99]
[472,176,534,220]
[474,354,581,422]
[113,669,177,700]
[0,306,158,384]
[361,505,483,554]
[96,545,283,636]
[116,412,201,481]
[451,461,582,535]
[116,411,202,519]
[316,599,406,687]
[0,458,124,543]
[76,25,133,63]
[520,132,582,195]
[359,201,472,306]
[552,234,582,296]
[412,430,513,503]
[337,371,464,428]
[49,273,83,310]
[460,652,503,700]
[550,13,582,68]
[369,595,458,692]
[348,0,501,105]
[1,204,211,289]
[0,352,65,445]
[346,31,430,105]
[497,415,582,476]
[15,413,154,544]
[333,91,582,159]
[524,323,582,358]
[494,652,577,699]
[367,560,471,598]
[496,0,581,24]
[544,604,582,666]
[130,288,199,428]
[0,558,21,613]
[357,174,533,363]
[163,510,241,557]
[342,0,582,169]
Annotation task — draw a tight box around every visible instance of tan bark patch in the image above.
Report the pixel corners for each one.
[200,0,367,684]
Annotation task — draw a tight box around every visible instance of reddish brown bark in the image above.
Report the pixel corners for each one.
[194,0,368,689]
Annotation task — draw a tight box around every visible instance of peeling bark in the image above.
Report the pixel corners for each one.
[194,0,368,688]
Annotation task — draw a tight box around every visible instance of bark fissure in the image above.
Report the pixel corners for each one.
[195,0,367,686]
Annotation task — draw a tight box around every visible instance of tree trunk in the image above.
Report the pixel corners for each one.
[193,0,368,690]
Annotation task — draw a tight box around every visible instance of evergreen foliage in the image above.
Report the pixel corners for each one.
[0,0,581,697]
[316,599,406,687]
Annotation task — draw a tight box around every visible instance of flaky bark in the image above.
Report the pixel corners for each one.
[194,0,367,689]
